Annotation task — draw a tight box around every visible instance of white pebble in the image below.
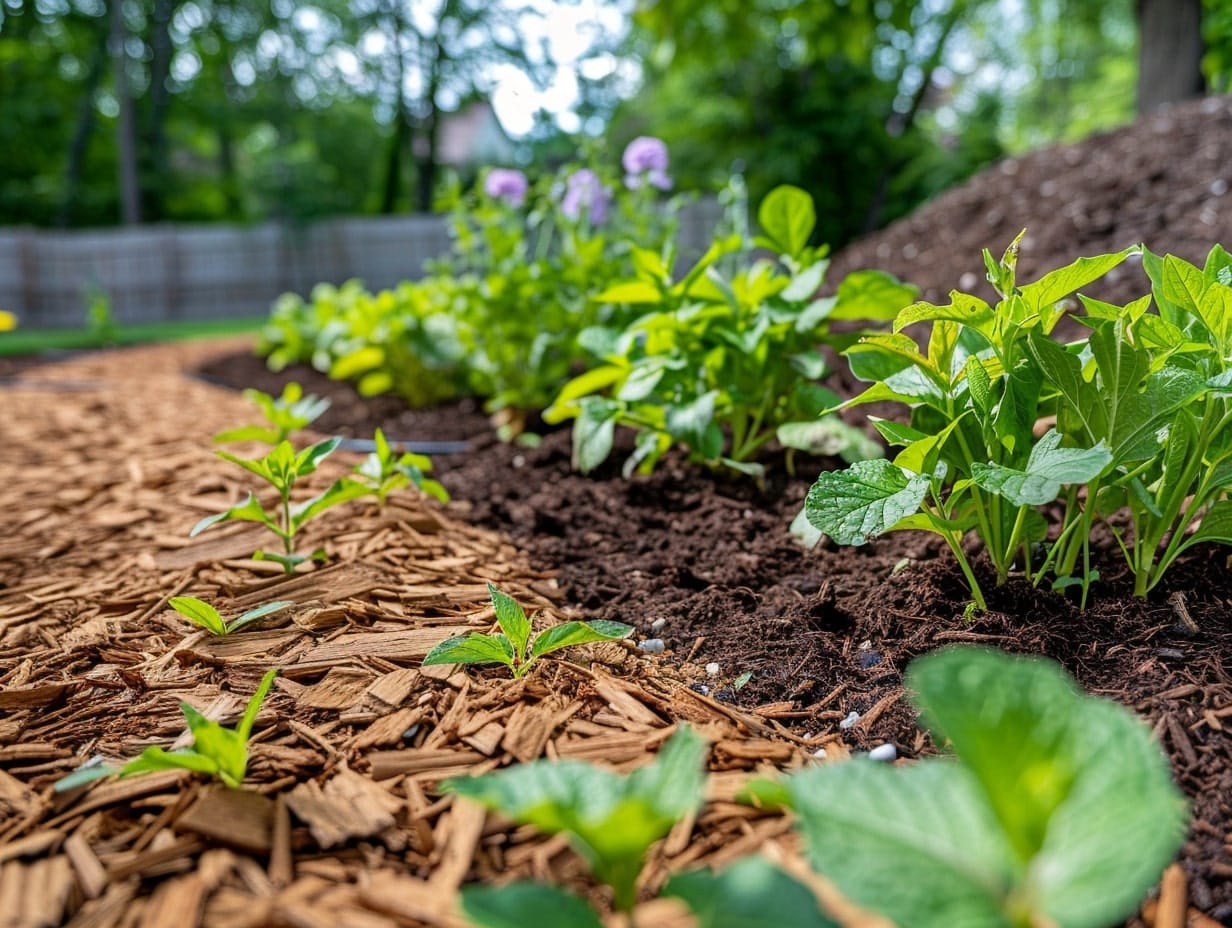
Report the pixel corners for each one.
[650,617,667,632]
[705,662,720,676]
[512,455,525,468]
[839,711,861,730]
[812,747,828,759]
[869,744,898,762]
[639,638,666,654]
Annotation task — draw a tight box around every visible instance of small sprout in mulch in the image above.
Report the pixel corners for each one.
[212,382,330,447]
[423,582,633,679]
[55,669,278,792]
[168,595,293,636]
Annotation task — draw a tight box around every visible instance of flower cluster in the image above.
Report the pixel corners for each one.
[561,168,611,225]
[622,136,672,191]
[483,168,529,207]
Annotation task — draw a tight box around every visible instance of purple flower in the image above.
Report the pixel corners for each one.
[561,169,611,224]
[483,168,528,207]
[622,136,672,191]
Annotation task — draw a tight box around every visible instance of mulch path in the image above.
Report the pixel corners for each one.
[1,341,864,928]
[200,345,1232,926]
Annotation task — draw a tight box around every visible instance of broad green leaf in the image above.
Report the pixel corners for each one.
[892,417,964,475]
[460,883,604,928]
[294,436,342,476]
[1176,499,1232,556]
[593,281,663,304]
[780,260,827,303]
[169,596,227,636]
[552,365,626,405]
[446,727,707,911]
[292,478,372,529]
[488,583,532,659]
[631,246,669,282]
[665,856,838,928]
[776,419,881,463]
[831,270,917,322]
[1025,335,1106,446]
[1112,365,1206,462]
[794,296,838,333]
[789,505,823,549]
[1018,246,1137,312]
[180,704,246,787]
[666,391,722,459]
[846,334,945,394]
[330,346,385,379]
[1204,243,1232,287]
[991,359,1043,457]
[422,633,515,670]
[893,291,995,335]
[870,418,928,447]
[970,430,1111,507]
[805,460,929,545]
[528,620,634,660]
[357,370,394,396]
[757,185,815,258]
[909,647,1187,927]
[190,494,278,538]
[573,398,618,473]
[789,759,1017,927]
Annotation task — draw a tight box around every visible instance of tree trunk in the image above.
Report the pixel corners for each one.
[110,0,142,224]
[1137,0,1205,114]
[59,18,110,227]
[143,0,180,219]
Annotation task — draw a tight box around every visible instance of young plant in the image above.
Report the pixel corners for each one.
[213,382,330,446]
[805,235,1134,608]
[191,437,370,573]
[445,726,707,913]
[351,427,449,506]
[55,669,279,792]
[422,583,633,678]
[545,185,910,477]
[168,596,293,636]
[747,646,1186,928]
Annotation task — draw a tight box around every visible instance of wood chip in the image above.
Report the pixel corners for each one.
[284,770,400,848]
[176,789,275,854]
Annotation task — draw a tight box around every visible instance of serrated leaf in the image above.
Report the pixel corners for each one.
[488,583,532,659]
[422,633,515,670]
[970,430,1111,507]
[529,620,634,660]
[460,883,605,928]
[805,460,929,545]
[168,596,227,636]
[665,856,838,928]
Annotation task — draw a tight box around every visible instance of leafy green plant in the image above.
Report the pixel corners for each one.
[168,596,294,636]
[805,236,1135,608]
[747,646,1186,928]
[446,726,707,913]
[213,382,330,446]
[84,283,119,347]
[55,669,278,792]
[351,427,449,506]
[423,583,632,678]
[545,185,911,477]
[191,437,370,573]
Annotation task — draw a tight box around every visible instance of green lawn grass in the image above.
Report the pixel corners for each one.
[0,317,264,357]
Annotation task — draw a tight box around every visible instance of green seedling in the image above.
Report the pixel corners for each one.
[352,427,449,506]
[168,596,294,636]
[191,437,370,573]
[213,382,330,445]
[446,726,708,914]
[746,646,1186,928]
[423,583,633,678]
[55,669,279,792]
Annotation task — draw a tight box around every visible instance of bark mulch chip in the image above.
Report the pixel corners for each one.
[2,341,869,928]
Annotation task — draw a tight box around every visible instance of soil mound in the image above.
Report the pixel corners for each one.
[831,95,1232,305]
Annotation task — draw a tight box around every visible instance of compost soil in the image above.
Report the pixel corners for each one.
[201,348,1232,921]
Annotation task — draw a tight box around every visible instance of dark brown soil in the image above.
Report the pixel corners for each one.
[830,96,1232,310]
[200,348,1232,920]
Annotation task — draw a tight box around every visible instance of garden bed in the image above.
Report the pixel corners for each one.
[1,338,1229,926]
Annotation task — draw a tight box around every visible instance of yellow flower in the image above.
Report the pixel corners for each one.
[0,310,16,331]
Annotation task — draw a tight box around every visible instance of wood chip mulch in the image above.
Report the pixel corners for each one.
[0,341,869,928]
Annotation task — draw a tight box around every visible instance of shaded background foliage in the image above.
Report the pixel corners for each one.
[0,0,1226,251]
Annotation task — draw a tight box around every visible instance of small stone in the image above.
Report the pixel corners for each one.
[839,711,861,730]
[401,724,421,743]
[891,557,913,576]
[639,638,666,654]
[650,617,667,632]
[858,651,882,669]
[512,454,525,468]
[714,688,736,702]
[812,747,827,759]
[689,683,710,696]
[705,662,720,677]
[869,743,898,762]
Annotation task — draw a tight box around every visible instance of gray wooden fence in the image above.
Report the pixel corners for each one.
[0,200,725,329]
